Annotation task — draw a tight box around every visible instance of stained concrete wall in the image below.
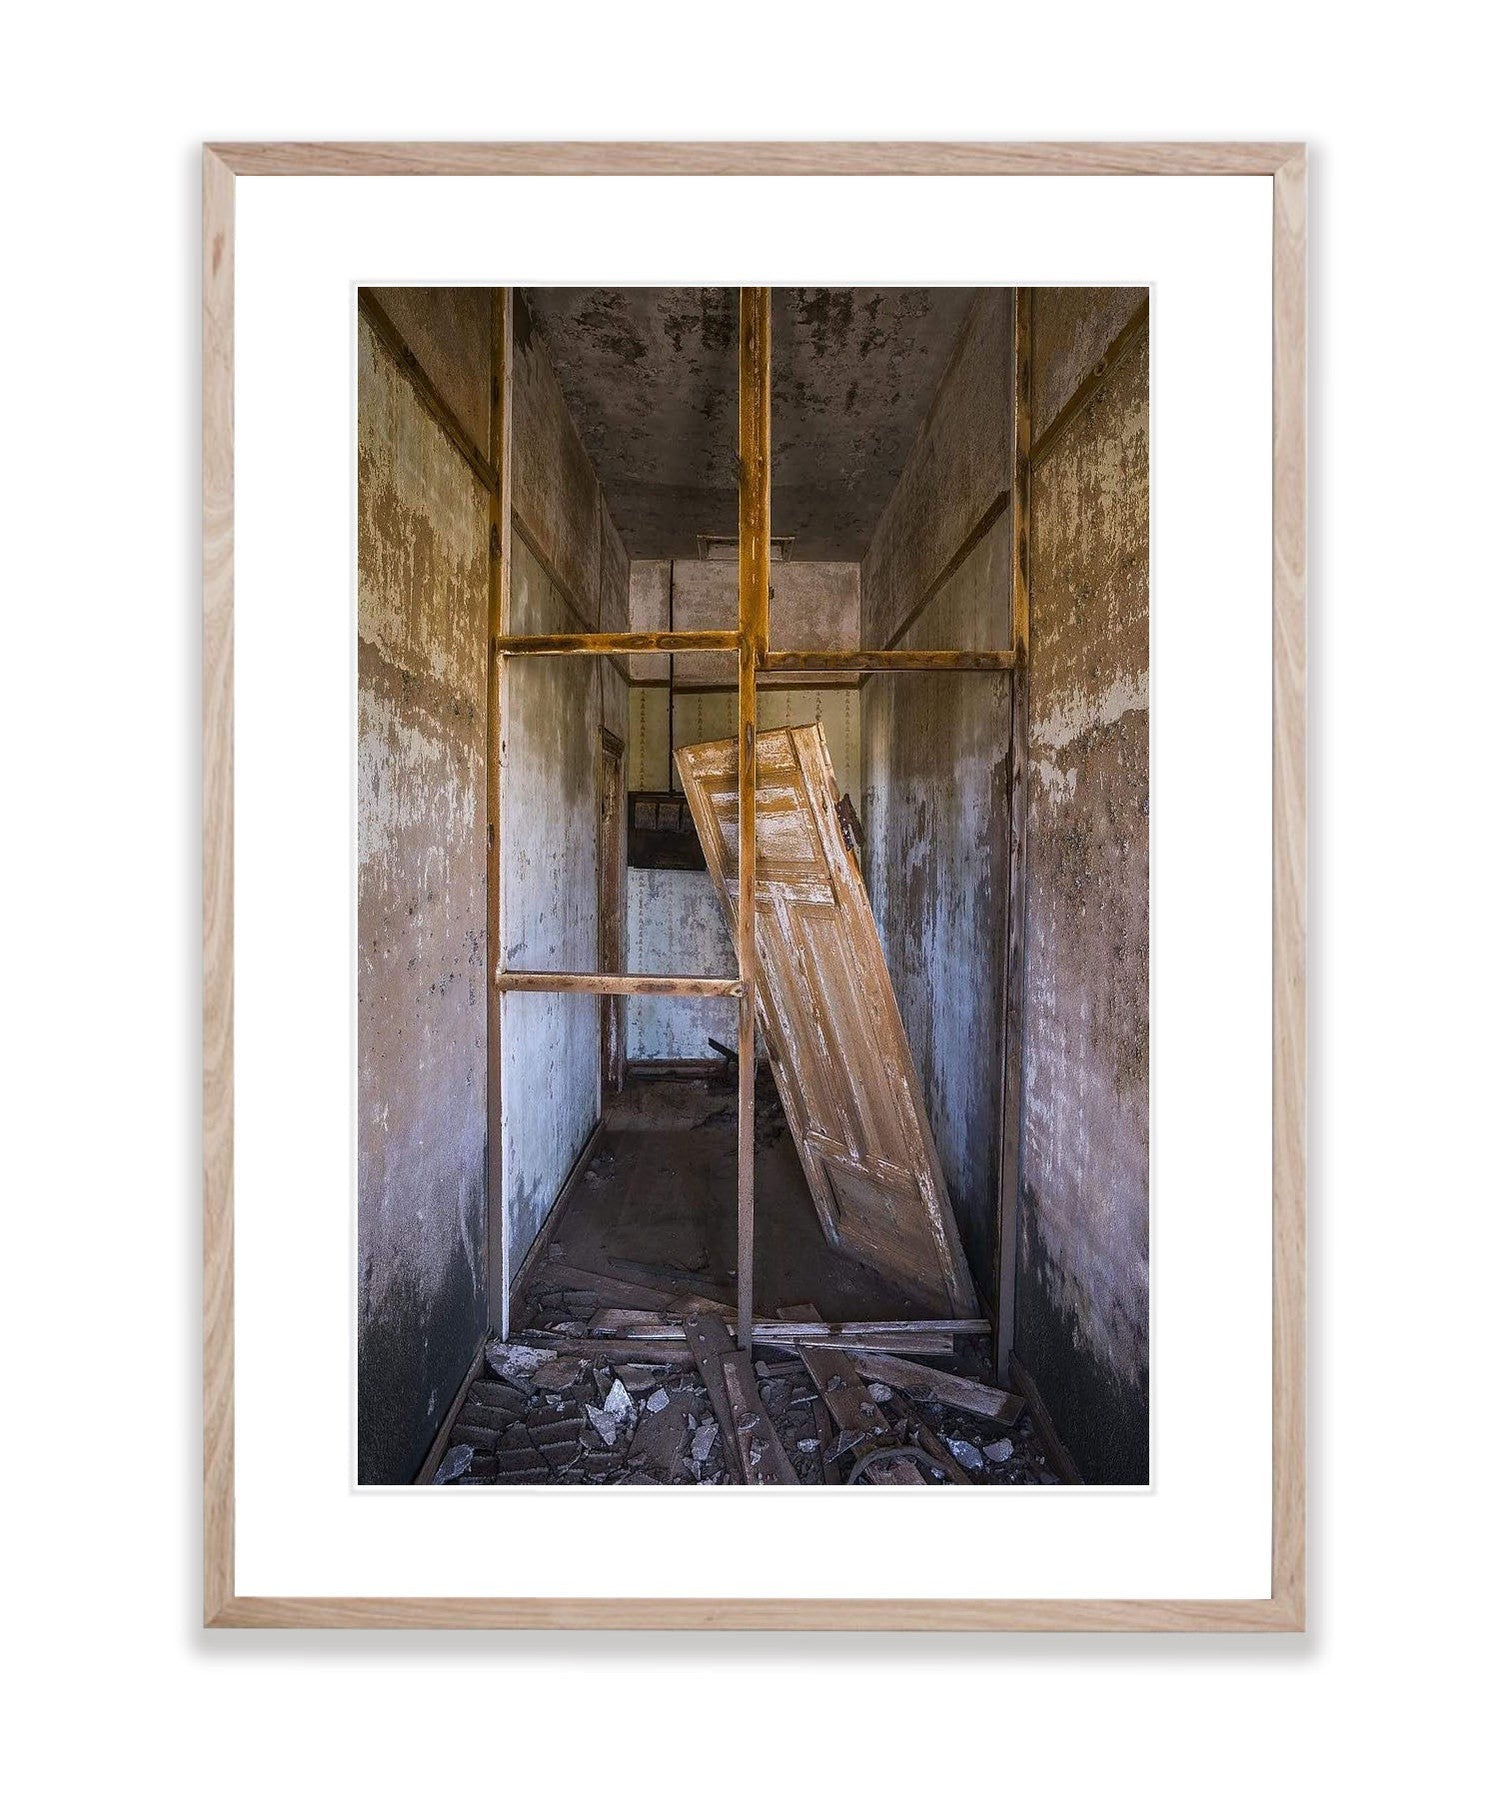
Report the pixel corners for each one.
[863,514,1011,1311]
[1015,293,1149,1485]
[860,291,1012,1312]
[671,556,858,688]
[861,291,1013,651]
[359,288,630,1483]
[357,307,489,1484]
[625,867,738,1060]
[501,303,632,1275]
[501,537,601,1273]
[512,294,600,621]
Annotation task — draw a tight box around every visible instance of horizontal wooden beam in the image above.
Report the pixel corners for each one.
[496,631,741,657]
[756,1316,988,1342]
[547,1315,987,1343]
[495,970,742,997]
[764,649,1018,673]
[529,1324,956,1355]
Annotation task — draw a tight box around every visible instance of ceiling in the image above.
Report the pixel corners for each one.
[520,287,977,562]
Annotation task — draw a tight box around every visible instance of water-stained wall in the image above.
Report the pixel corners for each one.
[1015,290,1149,1484]
[359,290,627,1480]
[357,302,490,1484]
[863,514,1011,1311]
[860,290,1013,1312]
[501,536,602,1272]
[501,300,630,1276]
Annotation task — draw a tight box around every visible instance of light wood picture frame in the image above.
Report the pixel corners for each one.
[203,140,1306,1630]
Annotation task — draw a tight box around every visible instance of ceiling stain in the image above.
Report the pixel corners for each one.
[521,287,978,560]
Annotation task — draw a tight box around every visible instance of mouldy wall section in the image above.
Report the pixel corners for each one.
[501,295,624,1277]
[860,288,1014,1314]
[500,537,602,1273]
[356,298,491,1484]
[357,291,626,1481]
[1015,290,1150,1484]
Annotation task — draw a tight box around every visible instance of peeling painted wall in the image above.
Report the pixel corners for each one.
[861,290,1013,652]
[859,290,1012,1312]
[499,307,634,1278]
[1016,296,1149,1485]
[512,293,601,620]
[502,535,602,1274]
[366,287,492,453]
[357,313,488,1484]
[1032,287,1147,444]
[625,867,738,1060]
[863,513,1011,1310]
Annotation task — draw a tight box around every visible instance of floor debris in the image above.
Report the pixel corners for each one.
[421,1075,1067,1487]
[427,1315,1057,1485]
[433,1443,473,1484]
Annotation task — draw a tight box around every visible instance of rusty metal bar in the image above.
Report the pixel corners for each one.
[495,971,741,997]
[495,630,739,656]
[736,288,771,1352]
[764,648,1018,673]
[486,289,513,1340]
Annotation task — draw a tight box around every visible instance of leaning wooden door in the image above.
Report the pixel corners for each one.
[677,723,978,1315]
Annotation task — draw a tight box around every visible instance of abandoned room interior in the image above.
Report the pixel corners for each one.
[358,283,1149,1490]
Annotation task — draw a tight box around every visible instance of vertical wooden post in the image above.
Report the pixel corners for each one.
[736,287,771,1350]
[487,290,514,1338]
[996,287,1032,1373]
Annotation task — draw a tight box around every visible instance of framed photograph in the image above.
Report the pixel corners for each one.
[204,141,1305,1629]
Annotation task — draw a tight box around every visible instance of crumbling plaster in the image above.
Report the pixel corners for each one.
[1016,303,1150,1485]
[357,314,489,1484]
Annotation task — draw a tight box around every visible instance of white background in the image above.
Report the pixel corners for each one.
[235,171,1267,1600]
[4,2,1495,1794]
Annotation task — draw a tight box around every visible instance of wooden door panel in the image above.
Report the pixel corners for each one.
[677,723,978,1315]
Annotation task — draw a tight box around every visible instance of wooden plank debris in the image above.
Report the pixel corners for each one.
[811,1396,840,1486]
[781,1306,924,1486]
[755,1316,985,1345]
[883,1390,972,1484]
[847,1353,1027,1427]
[512,1331,694,1367]
[682,1314,747,1483]
[572,1310,957,1356]
[719,1349,800,1485]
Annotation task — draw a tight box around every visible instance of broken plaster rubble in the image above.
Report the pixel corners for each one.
[430,1316,1058,1487]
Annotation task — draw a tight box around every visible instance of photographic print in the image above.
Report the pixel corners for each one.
[355,283,1149,1491]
